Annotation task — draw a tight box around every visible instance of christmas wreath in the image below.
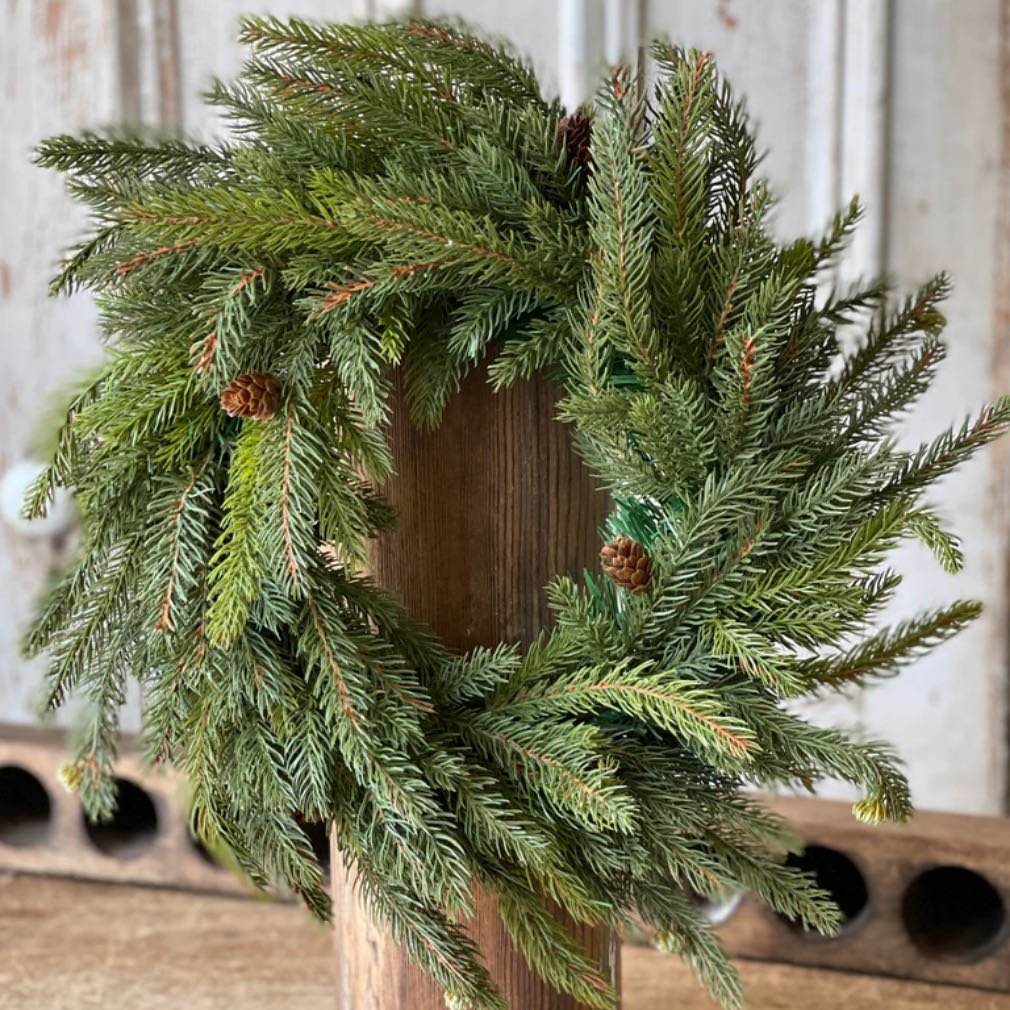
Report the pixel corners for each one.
[27,18,1008,1010]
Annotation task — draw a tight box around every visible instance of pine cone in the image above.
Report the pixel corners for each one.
[601,535,652,593]
[558,110,593,187]
[220,371,281,421]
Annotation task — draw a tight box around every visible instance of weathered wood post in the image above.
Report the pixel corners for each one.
[331,364,618,1009]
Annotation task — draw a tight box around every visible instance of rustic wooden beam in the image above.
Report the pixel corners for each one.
[0,724,247,895]
[330,364,616,1010]
[711,797,1010,991]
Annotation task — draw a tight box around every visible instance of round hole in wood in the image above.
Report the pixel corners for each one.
[0,765,52,846]
[779,844,870,936]
[301,818,331,873]
[83,778,159,859]
[902,865,1007,963]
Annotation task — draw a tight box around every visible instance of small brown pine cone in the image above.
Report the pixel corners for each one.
[220,371,281,421]
[601,535,652,593]
[558,109,594,187]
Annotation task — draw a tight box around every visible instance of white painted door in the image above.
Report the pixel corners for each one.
[2,0,1007,814]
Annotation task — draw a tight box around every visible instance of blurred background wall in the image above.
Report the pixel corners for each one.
[2,0,1009,815]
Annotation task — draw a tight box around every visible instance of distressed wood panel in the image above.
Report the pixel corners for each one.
[855,0,1010,815]
[4,1,1010,816]
[0,1,120,726]
[422,0,608,103]
[172,1,362,139]
[644,0,1010,815]
[644,0,831,238]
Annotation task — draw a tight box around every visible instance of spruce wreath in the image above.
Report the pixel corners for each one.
[25,17,1009,1010]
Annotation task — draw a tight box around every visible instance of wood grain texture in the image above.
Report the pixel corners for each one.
[368,365,607,649]
[5,0,1010,817]
[3,873,1009,1010]
[997,0,1010,814]
[639,0,1010,816]
[0,0,117,728]
[622,945,1010,1010]
[853,0,1010,818]
[0,874,334,1010]
[331,365,616,1009]
[333,856,620,1010]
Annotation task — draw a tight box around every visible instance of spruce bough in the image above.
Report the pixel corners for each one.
[27,18,1009,1009]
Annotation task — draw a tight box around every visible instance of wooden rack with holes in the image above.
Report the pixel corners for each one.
[0,724,328,894]
[7,721,1010,998]
[705,796,1010,991]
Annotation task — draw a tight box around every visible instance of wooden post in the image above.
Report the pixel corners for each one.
[331,364,618,1009]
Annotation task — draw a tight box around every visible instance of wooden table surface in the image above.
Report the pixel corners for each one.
[2,873,1009,1009]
